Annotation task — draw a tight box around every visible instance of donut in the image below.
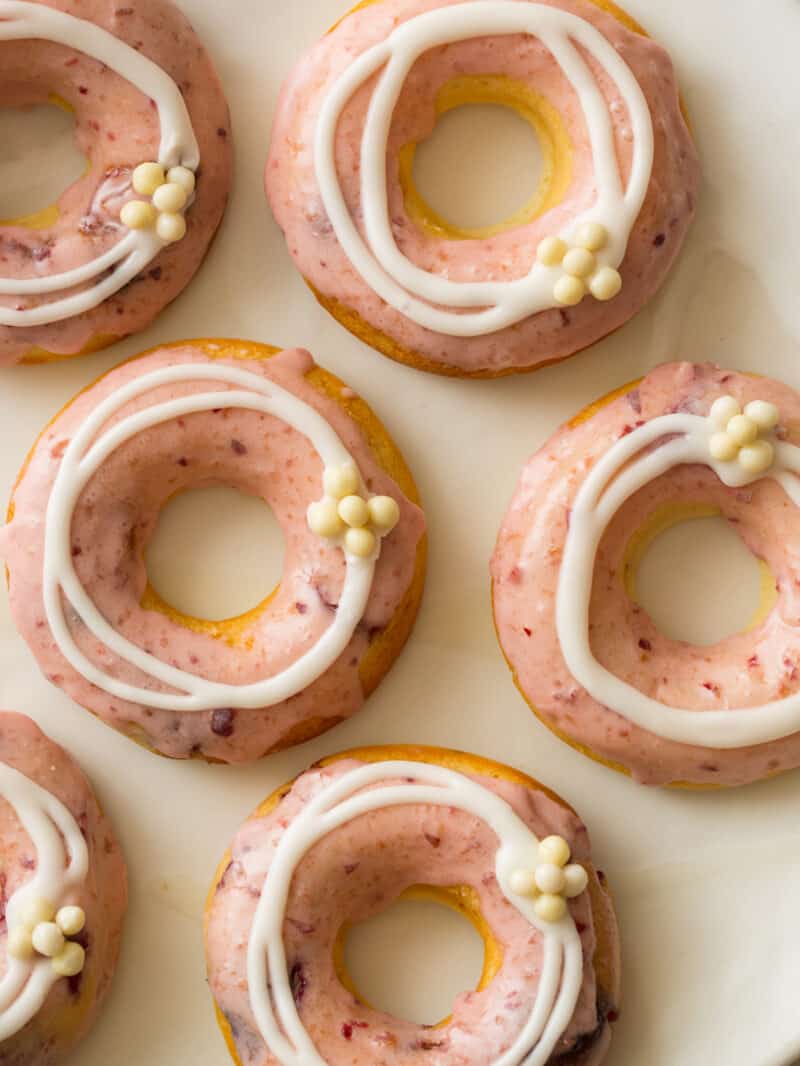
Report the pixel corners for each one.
[266,0,699,378]
[205,745,621,1066]
[0,0,232,367]
[491,361,800,788]
[0,711,127,1065]
[0,339,427,762]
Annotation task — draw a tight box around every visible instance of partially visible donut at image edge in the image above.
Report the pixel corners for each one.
[0,710,127,1066]
[0,0,232,366]
[205,745,621,1066]
[493,362,800,788]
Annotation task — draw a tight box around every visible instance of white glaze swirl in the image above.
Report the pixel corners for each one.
[42,364,384,712]
[558,409,800,747]
[0,761,88,1041]
[247,760,584,1066]
[314,1,654,337]
[0,0,199,327]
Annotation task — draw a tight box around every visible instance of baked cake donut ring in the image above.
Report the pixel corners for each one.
[205,745,621,1066]
[0,0,232,367]
[267,0,699,378]
[492,362,800,788]
[0,711,127,1065]
[0,340,426,762]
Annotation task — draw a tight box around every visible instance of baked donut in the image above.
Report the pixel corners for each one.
[0,339,427,762]
[0,710,126,1065]
[205,745,621,1066]
[267,0,699,378]
[491,362,800,788]
[0,0,232,367]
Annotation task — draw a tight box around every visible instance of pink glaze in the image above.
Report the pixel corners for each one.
[266,0,699,376]
[0,0,232,366]
[206,757,620,1066]
[0,711,127,1066]
[0,344,426,763]
[492,363,800,787]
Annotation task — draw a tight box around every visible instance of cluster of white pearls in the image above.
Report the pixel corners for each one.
[508,835,588,924]
[119,161,196,243]
[307,464,400,558]
[537,223,623,307]
[7,898,86,977]
[708,395,780,475]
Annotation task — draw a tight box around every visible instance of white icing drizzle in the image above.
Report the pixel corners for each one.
[314,1,654,337]
[246,761,584,1066]
[0,0,200,327]
[42,364,384,712]
[557,406,800,748]
[0,761,88,1042]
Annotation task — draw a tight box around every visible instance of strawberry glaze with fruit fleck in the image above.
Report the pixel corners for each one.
[0,344,426,762]
[492,362,800,787]
[205,759,619,1066]
[0,0,232,366]
[267,0,699,375]
[0,711,126,1066]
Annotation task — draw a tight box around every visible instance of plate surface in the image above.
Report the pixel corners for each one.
[1,1,799,1064]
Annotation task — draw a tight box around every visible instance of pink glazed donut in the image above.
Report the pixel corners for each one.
[0,0,232,367]
[0,340,426,763]
[0,711,127,1066]
[205,747,621,1066]
[492,362,800,788]
[267,0,699,377]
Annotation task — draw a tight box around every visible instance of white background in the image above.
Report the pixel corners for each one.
[1,1,800,1063]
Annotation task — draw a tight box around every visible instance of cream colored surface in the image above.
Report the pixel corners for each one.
[0,0,799,1063]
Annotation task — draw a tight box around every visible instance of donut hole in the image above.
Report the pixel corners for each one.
[0,100,86,224]
[411,102,544,233]
[400,73,572,242]
[341,891,485,1025]
[628,511,767,646]
[145,486,285,621]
